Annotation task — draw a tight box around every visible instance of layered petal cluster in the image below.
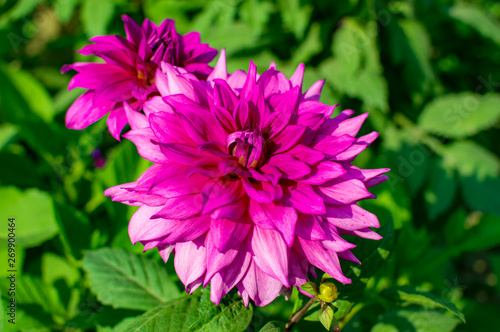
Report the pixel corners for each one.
[62,15,217,139]
[105,53,389,306]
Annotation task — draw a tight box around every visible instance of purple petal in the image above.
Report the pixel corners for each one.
[249,201,298,247]
[106,105,128,140]
[66,91,114,130]
[123,128,168,163]
[325,204,380,230]
[250,227,290,287]
[239,260,283,306]
[174,237,207,292]
[317,175,372,205]
[297,237,351,284]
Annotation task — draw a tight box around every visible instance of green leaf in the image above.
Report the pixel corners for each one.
[277,0,312,39]
[54,0,79,23]
[449,3,500,45]
[0,62,55,123]
[424,158,456,220]
[185,287,253,332]
[259,321,286,332]
[382,286,465,323]
[455,214,500,252]
[418,93,500,138]
[81,0,115,37]
[82,248,180,311]
[0,187,59,248]
[461,176,500,216]
[387,19,437,101]
[300,281,318,296]
[321,18,388,111]
[319,304,337,331]
[53,201,91,260]
[0,274,66,318]
[442,141,499,179]
[125,293,253,332]
[0,123,18,151]
[371,310,460,332]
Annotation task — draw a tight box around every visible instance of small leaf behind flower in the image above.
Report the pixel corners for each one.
[382,286,465,323]
[319,303,338,331]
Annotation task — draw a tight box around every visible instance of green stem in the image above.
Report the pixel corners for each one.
[285,296,318,331]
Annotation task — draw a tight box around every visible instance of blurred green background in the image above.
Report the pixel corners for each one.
[1,0,500,331]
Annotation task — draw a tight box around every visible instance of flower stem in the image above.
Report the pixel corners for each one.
[285,296,318,331]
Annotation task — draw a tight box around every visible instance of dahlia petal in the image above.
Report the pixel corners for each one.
[249,201,297,247]
[298,161,346,185]
[152,194,202,219]
[325,204,380,231]
[241,61,258,99]
[311,134,355,158]
[210,105,237,133]
[201,178,244,215]
[338,250,360,264]
[295,214,327,241]
[242,178,277,204]
[270,125,306,153]
[249,165,282,187]
[210,218,252,252]
[332,132,379,161]
[174,237,207,291]
[106,106,128,140]
[68,64,130,90]
[327,113,369,137]
[111,189,168,206]
[268,154,311,180]
[346,166,391,183]
[159,143,201,165]
[149,112,193,144]
[210,195,248,221]
[207,48,227,82]
[122,14,143,45]
[148,167,206,198]
[227,70,248,93]
[166,214,211,243]
[288,182,326,214]
[318,176,372,205]
[250,227,290,286]
[123,101,148,129]
[143,96,173,117]
[365,175,389,188]
[210,249,252,305]
[123,128,168,163]
[339,227,383,240]
[288,249,309,288]
[239,261,283,307]
[297,237,351,284]
[155,64,195,99]
[212,79,239,111]
[93,79,134,104]
[321,223,357,251]
[302,79,324,101]
[66,91,113,130]
[158,244,174,263]
[290,63,305,88]
[128,205,171,244]
[257,68,292,98]
[204,232,239,283]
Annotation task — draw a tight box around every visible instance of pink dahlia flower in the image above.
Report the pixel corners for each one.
[62,15,217,139]
[105,52,389,306]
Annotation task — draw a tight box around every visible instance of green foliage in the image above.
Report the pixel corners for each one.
[82,248,180,310]
[124,290,253,332]
[1,0,499,330]
[371,310,460,332]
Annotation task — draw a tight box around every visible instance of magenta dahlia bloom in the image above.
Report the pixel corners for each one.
[62,15,217,139]
[105,53,389,306]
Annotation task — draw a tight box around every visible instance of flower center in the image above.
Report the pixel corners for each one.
[227,130,266,169]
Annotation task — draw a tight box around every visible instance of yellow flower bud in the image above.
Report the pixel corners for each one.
[318,282,338,303]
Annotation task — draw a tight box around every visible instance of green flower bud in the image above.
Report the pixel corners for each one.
[318,282,338,303]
